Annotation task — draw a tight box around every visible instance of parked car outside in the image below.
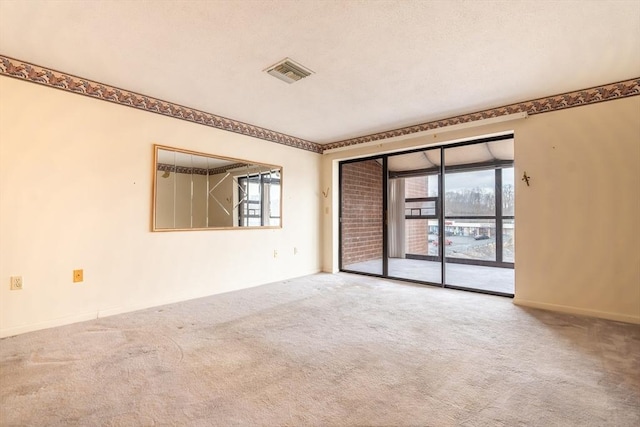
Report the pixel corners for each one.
[433,239,453,246]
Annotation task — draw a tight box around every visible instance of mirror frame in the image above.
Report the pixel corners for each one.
[152,144,283,231]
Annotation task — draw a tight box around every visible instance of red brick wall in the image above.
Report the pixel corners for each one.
[341,160,383,266]
[405,176,427,198]
[406,219,429,255]
[404,176,430,255]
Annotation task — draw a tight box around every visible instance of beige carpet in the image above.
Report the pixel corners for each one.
[1,273,639,426]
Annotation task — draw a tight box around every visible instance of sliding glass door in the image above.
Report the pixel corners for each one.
[386,149,442,285]
[339,135,515,296]
[443,140,515,294]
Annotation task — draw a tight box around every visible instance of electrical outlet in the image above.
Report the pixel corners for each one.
[294,247,298,255]
[10,276,23,290]
[273,249,278,258]
[73,269,83,283]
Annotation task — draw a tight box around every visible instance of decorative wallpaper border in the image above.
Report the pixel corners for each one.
[322,78,640,151]
[157,162,247,176]
[157,163,208,176]
[207,163,249,175]
[0,55,323,154]
[1,55,638,154]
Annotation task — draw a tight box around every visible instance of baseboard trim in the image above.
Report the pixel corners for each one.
[513,298,640,324]
[0,311,98,338]
[2,270,325,338]
[97,293,209,319]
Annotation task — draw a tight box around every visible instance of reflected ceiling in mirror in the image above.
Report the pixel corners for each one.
[153,145,282,230]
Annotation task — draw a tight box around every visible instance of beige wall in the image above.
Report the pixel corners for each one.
[208,172,235,227]
[157,170,234,229]
[155,169,176,228]
[0,76,321,337]
[155,169,208,229]
[191,173,208,229]
[322,96,640,323]
[174,171,193,228]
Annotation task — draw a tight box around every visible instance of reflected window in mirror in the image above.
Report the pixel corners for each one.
[237,170,281,227]
[153,145,283,231]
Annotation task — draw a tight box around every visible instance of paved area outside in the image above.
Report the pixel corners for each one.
[429,234,514,263]
[343,258,514,294]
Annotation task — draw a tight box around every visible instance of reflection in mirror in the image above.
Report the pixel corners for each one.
[153,145,282,230]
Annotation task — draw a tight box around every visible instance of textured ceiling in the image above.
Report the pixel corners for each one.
[1,0,638,144]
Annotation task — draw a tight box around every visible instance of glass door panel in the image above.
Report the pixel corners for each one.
[502,167,515,216]
[340,158,384,275]
[444,141,514,295]
[386,149,442,285]
[502,219,515,263]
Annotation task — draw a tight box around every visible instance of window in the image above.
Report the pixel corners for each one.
[441,166,513,265]
[238,170,281,227]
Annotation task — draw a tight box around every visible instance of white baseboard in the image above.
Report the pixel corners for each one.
[0,311,98,338]
[97,289,221,319]
[2,270,325,338]
[513,298,640,324]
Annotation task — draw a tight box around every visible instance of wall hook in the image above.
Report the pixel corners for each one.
[321,187,329,198]
[522,172,531,187]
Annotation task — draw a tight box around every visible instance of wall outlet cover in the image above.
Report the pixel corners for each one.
[10,276,23,290]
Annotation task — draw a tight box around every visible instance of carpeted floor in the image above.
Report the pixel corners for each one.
[1,273,639,426]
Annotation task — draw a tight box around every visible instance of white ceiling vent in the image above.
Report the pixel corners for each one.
[265,58,314,84]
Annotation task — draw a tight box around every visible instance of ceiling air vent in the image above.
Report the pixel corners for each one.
[265,58,314,84]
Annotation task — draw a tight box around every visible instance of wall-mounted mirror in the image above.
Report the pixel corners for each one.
[153,145,282,230]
